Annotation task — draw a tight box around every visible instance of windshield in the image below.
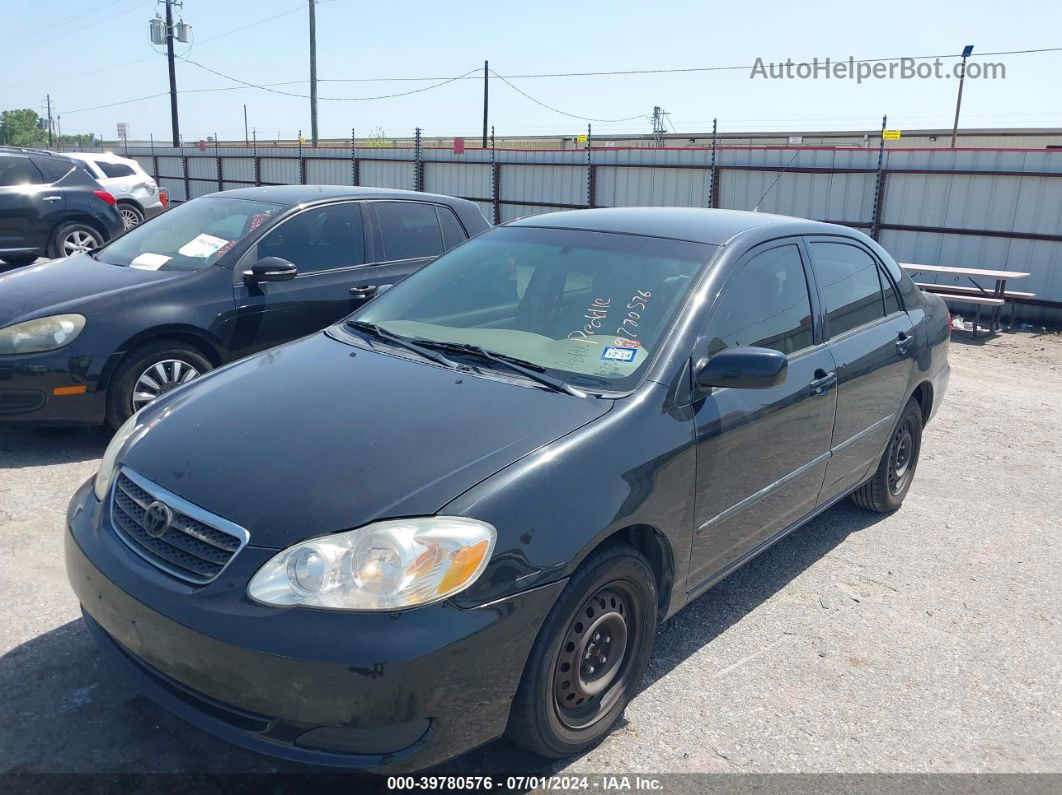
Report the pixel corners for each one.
[354,225,716,389]
[96,196,284,271]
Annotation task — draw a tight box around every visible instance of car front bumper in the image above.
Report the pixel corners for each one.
[0,348,114,425]
[65,478,566,771]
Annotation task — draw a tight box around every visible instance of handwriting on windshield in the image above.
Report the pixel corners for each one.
[615,290,653,339]
[567,297,611,345]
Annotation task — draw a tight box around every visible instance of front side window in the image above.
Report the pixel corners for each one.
[708,244,814,356]
[96,196,284,271]
[255,202,365,273]
[811,242,886,338]
[356,225,715,388]
[371,201,443,261]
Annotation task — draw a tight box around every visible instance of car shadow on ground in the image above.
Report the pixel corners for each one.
[0,426,111,468]
[0,499,889,784]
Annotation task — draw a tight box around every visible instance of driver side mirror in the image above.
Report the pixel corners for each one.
[245,256,297,283]
[696,346,788,391]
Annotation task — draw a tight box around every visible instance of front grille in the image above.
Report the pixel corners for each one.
[0,389,46,415]
[110,469,248,585]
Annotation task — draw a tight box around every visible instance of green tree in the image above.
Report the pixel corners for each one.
[0,109,49,146]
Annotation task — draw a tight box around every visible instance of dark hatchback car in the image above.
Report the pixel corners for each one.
[66,208,949,771]
[0,147,124,266]
[0,185,487,426]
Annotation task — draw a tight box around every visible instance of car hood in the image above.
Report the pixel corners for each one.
[119,331,612,549]
[0,254,181,327]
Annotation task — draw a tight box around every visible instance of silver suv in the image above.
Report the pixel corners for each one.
[67,152,168,230]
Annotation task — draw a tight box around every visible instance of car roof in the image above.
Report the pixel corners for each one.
[506,207,848,245]
[208,184,473,208]
[65,151,135,165]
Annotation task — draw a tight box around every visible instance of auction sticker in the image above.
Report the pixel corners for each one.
[600,346,637,363]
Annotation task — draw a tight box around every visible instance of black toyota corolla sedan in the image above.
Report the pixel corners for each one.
[0,185,487,427]
[66,208,950,771]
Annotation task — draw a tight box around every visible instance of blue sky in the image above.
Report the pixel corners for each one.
[2,0,1059,142]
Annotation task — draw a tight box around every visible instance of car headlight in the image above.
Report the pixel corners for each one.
[248,517,496,611]
[0,314,86,355]
[93,414,139,501]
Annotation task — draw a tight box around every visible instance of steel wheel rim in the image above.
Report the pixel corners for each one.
[888,417,917,495]
[131,359,200,412]
[119,207,141,229]
[553,583,639,730]
[63,229,97,255]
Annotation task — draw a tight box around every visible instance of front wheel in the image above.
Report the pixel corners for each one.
[106,340,212,429]
[851,397,924,513]
[507,543,657,759]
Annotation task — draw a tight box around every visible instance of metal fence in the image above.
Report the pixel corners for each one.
[110,134,1062,324]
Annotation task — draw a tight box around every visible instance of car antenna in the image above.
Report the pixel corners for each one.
[752,150,801,212]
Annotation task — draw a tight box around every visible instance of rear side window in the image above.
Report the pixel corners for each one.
[372,201,443,261]
[98,161,136,178]
[0,156,44,186]
[32,157,76,183]
[708,244,814,355]
[811,242,886,338]
[438,206,467,251]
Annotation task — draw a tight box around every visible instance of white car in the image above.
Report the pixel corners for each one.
[66,152,168,230]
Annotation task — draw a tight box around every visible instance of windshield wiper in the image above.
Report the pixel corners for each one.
[411,339,585,397]
[345,320,462,370]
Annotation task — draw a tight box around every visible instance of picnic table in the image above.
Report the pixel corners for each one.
[899,263,1033,338]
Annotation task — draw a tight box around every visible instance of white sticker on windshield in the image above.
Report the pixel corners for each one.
[600,346,637,363]
[128,252,171,271]
[178,233,229,259]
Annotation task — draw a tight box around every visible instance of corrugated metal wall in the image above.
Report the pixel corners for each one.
[112,144,1062,322]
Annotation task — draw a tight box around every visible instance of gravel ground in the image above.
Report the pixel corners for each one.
[1,331,1060,779]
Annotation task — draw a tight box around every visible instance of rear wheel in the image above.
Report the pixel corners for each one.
[48,222,104,259]
[508,543,657,759]
[851,398,923,513]
[106,340,212,429]
[118,203,145,230]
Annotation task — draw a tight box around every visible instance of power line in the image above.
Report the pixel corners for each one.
[489,69,643,123]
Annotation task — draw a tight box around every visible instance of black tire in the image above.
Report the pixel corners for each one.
[851,398,924,513]
[507,542,657,759]
[47,221,104,259]
[106,340,212,429]
[117,202,145,230]
[0,254,37,267]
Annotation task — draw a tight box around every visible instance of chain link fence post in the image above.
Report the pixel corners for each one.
[491,126,500,225]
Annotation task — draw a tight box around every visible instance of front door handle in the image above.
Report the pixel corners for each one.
[809,368,837,395]
[349,285,378,300]
[42,195,62,202]
[895,332,914,354]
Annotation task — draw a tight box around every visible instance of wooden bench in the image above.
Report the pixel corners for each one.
[916,283,1037,330]
[915,289,1003,337]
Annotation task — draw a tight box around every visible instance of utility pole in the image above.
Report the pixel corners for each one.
[45,94,54,147]
[482,60,488,149]
[165,0,181,147]
[243,104,249,146]
[950,45,974,148]
[308,0,318,147]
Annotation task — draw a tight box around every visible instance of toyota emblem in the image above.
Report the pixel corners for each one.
[143,501,173,538]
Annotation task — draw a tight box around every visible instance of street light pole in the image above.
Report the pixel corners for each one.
[950,44,974,149]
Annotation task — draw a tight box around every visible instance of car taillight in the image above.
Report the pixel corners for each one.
[159,189,169,209]
[93,189,116,206]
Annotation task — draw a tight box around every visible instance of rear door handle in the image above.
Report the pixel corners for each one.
[42,195,62,202]
[809,369,836,395]
[896,332,914,354]
[349,285,378,300]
